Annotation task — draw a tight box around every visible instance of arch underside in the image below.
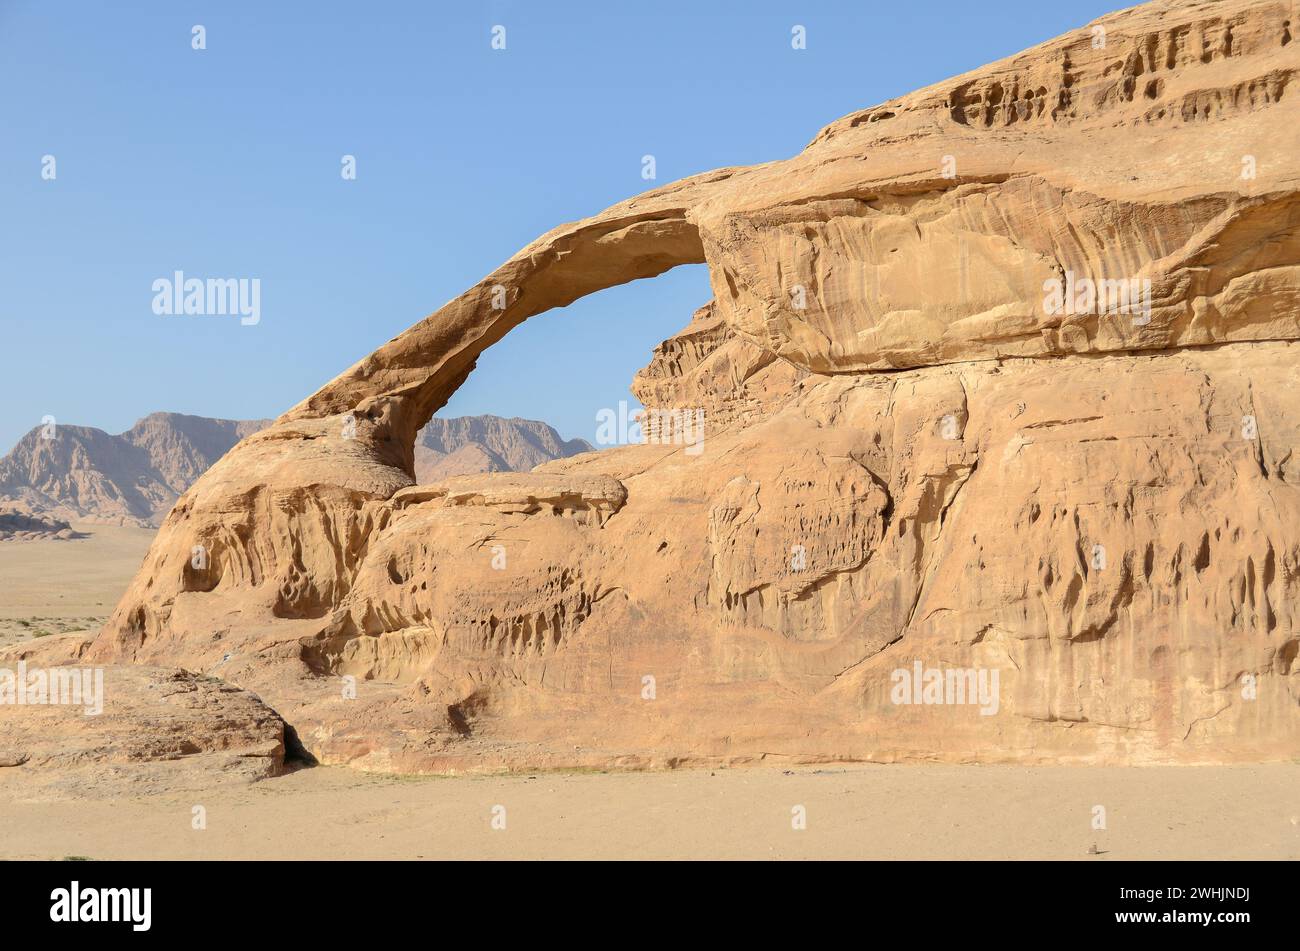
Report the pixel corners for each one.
[71,0,1300,770]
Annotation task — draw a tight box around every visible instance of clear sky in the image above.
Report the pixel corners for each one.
[0,0,1123,453]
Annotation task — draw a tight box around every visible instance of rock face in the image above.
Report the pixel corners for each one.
[0,414,272,527]
[0,662,285,799]
[413,416,591,483]
[0,413,588,529]
[70,0,1300,769]
[0,504,80,542]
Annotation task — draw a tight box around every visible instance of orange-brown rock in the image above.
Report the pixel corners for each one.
[0,662,285,799]
[0,412,588,528]
[39,0,1300,770]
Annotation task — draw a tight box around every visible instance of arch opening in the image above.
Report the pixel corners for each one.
[434,262,714,467]
[283,210,708,478]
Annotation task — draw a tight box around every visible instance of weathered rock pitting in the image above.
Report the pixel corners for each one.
[44,0,1300,771]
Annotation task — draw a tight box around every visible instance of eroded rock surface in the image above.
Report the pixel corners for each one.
[49,0,1300,770]
[0,504,81,542]
[0,664,285,799]
[0,413,589,527]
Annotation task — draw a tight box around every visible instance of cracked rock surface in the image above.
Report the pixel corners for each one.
[13,0,1298,772]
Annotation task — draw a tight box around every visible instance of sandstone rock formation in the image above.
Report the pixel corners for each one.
[0,412,588,529]
[0,503,81,542]
[0,661,285,799]
[26,0,1299,771]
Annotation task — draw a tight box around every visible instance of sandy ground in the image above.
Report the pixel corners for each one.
[0,525,1296,860]
[0,762,1296,860]
[0,524,154,649]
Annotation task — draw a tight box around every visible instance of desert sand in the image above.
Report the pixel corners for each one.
[0,762,1295,861]
[0,524,154,650]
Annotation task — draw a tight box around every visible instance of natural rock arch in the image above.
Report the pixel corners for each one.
[60,0,1300,770]
[283,187,717,471]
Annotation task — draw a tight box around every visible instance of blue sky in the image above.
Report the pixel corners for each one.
[0,0,1122,452]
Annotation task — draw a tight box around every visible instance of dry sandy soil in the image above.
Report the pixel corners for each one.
[0,525,155,649]
[0,762,1296,860]
[0,527,1296,860]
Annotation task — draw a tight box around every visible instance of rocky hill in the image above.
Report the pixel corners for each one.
[0,413,590,527]
[414,416,591,482]
[0,414,270,527]
[0,503,80,542]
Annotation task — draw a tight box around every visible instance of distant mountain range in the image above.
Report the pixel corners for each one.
[0,412,591,527]
[414,416,591,482]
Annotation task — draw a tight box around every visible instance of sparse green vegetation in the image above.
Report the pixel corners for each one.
[0,615,108,645]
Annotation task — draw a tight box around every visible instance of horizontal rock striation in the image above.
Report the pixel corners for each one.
[49,0,1300,771]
